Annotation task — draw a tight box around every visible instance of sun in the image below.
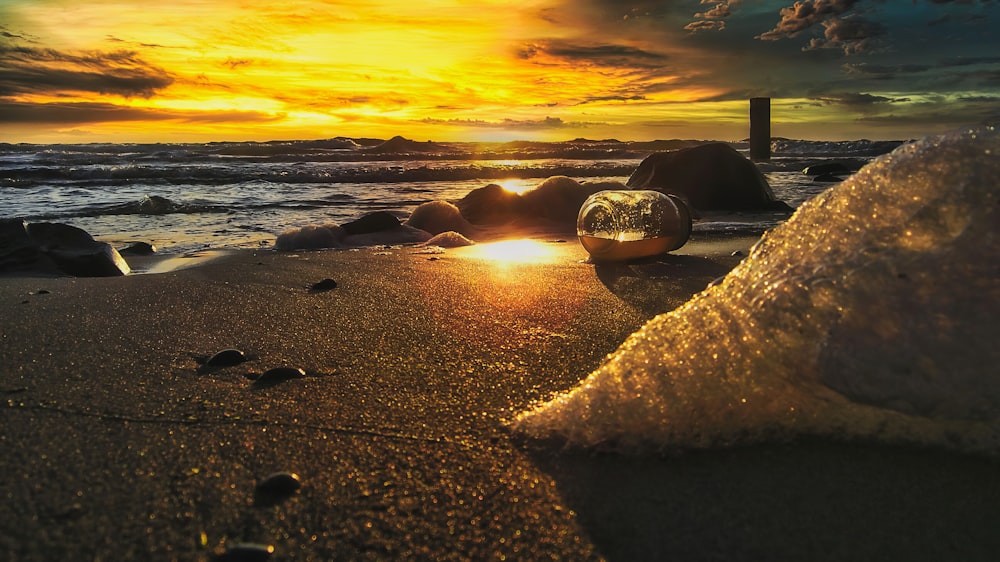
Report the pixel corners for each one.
[498,179,535,195]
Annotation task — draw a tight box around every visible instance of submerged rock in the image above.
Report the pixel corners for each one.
[626,143,792,212]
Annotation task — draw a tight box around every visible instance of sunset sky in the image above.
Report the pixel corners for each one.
[1,0,997,143]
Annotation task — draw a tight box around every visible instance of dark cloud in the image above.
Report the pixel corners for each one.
[0,100,281,125]
[684,19,726,33]
[756,0,863,41]
[418,116,600,130]
[812,92,910,107]
[575,94,648,105]
[842,62,933,79]
[518,40,669,69]
[223,57,254,70]
[805,15,887,54]
[0,37,173,98]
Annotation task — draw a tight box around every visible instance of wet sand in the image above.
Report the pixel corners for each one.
[1,235,997,561]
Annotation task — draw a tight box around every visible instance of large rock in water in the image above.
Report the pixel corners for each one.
[513,126,1000,455]
[626,142,792,212]
[0,219,130,276]
[455,176,606,227]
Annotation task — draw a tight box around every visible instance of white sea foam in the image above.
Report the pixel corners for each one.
[512,127,1000,454]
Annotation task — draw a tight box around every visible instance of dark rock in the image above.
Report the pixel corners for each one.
[519,176,600,223]
[119,241,156,256]
[626,143,793,212]
[205,349,248,367]
[310,278,338,291]
[254,472,302,496]
[363,135,446,154]
[802,161,857,176]
[252,367,306,388]
[454,183,520,224]
[812,174,844,183]
[0,220,130,276]
[341,211,401,235]
[405,200,476,236]
[214,543,274,562]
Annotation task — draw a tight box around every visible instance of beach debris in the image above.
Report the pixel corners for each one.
[214,543,274,562]
[626,143,792,212]
[309,278,338,291]
[254,472,302,506]
[205,348,248,367]
[252,367,306,388]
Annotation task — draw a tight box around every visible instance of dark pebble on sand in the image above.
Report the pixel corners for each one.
[214,543,274,562]
[252,367,306,387]
[310,278,338,291]
[254,472,302,507]
[205,348,248,367]
[257,472,301,495]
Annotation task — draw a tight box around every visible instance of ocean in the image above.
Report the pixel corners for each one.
[0,136,903,254]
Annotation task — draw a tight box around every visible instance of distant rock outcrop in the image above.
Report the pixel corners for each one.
[626,143,792,212]
[364,135,447,154]
[0,219,130,276]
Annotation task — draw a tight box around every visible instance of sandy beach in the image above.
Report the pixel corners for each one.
[2,234,998,561]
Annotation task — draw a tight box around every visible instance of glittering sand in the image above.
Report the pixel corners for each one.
[1,236,997,561]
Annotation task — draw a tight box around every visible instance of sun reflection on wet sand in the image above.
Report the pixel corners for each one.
[454,238,564,265]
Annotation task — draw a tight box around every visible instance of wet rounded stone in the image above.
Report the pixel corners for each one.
[205,348,248,367]
[214,543,274,562]
[254,472,301,506]
[257,472,301,495]
[252,367,306,387]
[309,278,338,291]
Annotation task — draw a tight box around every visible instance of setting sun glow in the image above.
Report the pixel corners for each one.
[2,1,996,143]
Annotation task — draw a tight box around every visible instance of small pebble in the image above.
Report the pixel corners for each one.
[214,543,274,562]
[253,367,306,387]
[310,278,338,291]
[257,472,301,495]
[205,348,247,367]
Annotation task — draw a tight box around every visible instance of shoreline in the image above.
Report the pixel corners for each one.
[2,234,998,561]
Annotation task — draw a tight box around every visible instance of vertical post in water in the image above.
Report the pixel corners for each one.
[750,97,770,162]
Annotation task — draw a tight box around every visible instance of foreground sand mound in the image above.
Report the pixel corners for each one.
[513,126,1000,454]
